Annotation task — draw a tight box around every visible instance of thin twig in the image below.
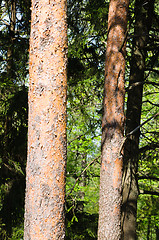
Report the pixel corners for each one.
[67,133,87,145]
[66,155,100,198]
[127,113,159,137]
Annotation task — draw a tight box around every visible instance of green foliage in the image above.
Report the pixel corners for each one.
[137,77,159,239]
[0,0,30,238]
[137,195,159,240]
[0,0,158,239]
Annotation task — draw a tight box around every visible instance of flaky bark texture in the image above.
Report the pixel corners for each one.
[98,0,129,239]
[24,0,67,239]
[121,1,155,239]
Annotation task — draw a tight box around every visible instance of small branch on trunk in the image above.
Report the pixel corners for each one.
[142,100,159,107]
[146,100,159,107]
[139,143,159,153]
[145,81,159,86]
[139,190,159,196]
[126,113,159,137]
[145,68,159,74]
[138,175,159,181]
[126,80,159,91]
[126,81,144,92]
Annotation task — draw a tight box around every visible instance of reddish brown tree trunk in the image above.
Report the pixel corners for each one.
[98,0,129,239]
[24,0,67,239]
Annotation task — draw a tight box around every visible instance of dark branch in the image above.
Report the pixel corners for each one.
[126,80,159,92]
[139,143,159,153]
[126,113,159,137]
[142,100,159,107]
[139,190,159,196]
[145,68,159,74]
[138,176,159,181]
[119,113,159,154]
[145,81,159,86]
[126,82,143,92]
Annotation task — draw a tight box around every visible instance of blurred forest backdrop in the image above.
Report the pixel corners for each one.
[0,0,159,239]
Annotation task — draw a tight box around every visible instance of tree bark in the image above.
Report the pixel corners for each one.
[24,0,67,239]
[121,1,155,239]
[98,0,129,239]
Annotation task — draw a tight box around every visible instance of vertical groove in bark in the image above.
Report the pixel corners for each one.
[121,1,155,239]
[98,0,129,239]
[24,0,67,239]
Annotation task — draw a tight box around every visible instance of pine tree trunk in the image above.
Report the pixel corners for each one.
[98,0,129,239]
[24,0,67,239]
[121,1,155,239]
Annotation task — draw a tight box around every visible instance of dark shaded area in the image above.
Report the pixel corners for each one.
[0,177,25,238]
[66,201,98,240]
[0,87,28,239]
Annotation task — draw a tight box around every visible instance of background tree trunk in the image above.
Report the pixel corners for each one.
[24,0,67,239]
[98,0,129,239]
[121,1,155,239]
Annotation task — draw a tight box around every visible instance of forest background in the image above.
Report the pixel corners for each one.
[0,0,159,239]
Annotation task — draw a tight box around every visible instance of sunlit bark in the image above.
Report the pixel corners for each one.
[98,0,129,239]
[24,0,67,239]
